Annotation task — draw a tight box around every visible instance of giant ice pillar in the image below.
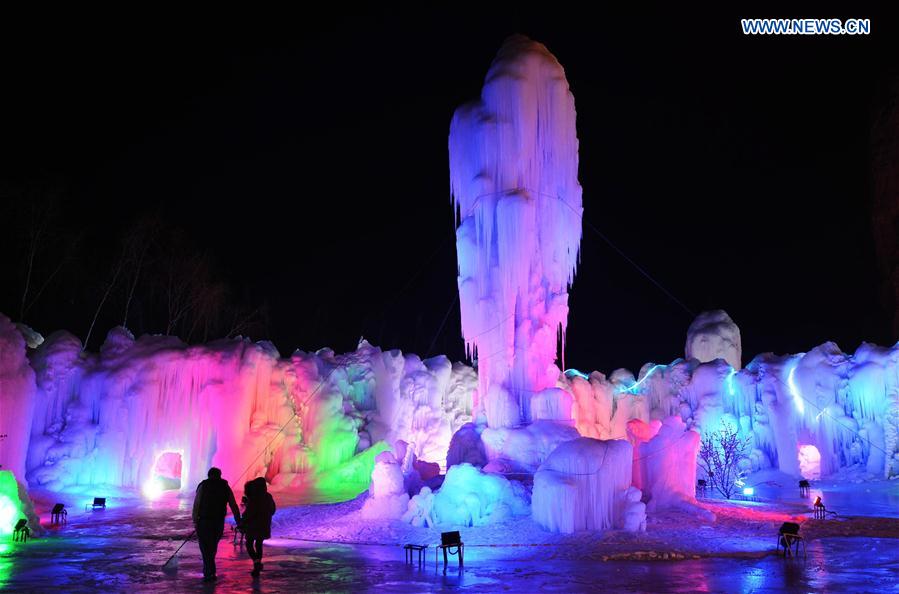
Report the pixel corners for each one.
[449,36,583,428]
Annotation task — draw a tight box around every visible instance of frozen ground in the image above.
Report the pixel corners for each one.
[1,518,897,593]
[1,472,896,593]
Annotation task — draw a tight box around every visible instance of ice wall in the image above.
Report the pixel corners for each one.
[628,416,702,513]
[14,322,475,497]
[605,341,899,479]
[449,35,583,428]
[0,314,36,482]
[428,462,530,527]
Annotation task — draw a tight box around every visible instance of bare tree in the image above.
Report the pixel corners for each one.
[121,215,161,328]
[1,183,73,323]
[698,421,751,499]
[83,251,125,351]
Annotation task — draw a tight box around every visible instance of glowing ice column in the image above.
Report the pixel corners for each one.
[449,36,583,428]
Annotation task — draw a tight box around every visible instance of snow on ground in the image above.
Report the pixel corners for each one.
[270,471,899,562]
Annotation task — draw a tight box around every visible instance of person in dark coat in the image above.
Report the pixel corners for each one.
[241,476,276,576]
[192,467,241,582]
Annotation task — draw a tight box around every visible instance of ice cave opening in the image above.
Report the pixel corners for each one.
[144,451,184,498]
[798,444,822,480]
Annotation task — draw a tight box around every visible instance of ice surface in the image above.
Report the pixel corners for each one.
[685,310,742,370]
[532,437,632,533]
[449,35,583,428]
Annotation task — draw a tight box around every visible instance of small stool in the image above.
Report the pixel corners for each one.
[13,519,30,543]
[51,503,67,525]
[813,502,826,519]
[799,480,810,498]
[404,543,428,566]
[232,524,245,546]
[696,479,707,497]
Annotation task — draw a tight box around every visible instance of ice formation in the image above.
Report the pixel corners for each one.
[0,314,36,481]
[628,416,703,513]
[426,462,529,527]
[480,420,580,473]
[0,470,43,537]
[449,35,583,428]
[401,485,436,527]
[620,486,647,532]
[685,310,742,370]
[13,324,474,497]
[532,437,632,533]
[359,450,409,520]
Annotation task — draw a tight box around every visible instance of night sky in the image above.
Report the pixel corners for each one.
[1,8,897,373]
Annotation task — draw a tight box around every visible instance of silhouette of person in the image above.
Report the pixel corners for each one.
[192,467,241,582]
[241,476,276,577]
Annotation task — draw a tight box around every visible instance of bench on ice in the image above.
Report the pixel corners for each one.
[85,497,106,511]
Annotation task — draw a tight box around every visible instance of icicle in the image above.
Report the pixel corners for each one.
[449,35,583,428]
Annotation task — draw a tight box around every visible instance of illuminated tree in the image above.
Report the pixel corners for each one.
[698,421,750,499]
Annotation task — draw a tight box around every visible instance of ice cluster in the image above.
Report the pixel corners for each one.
[0,314,36,481]
[450,35,583,429]
[6,325,474,496]
[532,437,633,533]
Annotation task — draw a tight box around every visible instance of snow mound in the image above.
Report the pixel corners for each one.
[427,463,529,527]
[532,437,632,533]
[360,450,410,520]
[620,486,647,532]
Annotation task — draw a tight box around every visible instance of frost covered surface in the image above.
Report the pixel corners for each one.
[532,437,632,533]
[450,35,582,428]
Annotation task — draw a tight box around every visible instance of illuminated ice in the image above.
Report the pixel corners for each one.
[428,462,529,527]
[628,416,706,515]
[19,327,474,498]
[449,35,583,428]
[0,314,36,482]
[531,437,632,533]
[359,450,409,520]
[685,310,742,370]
